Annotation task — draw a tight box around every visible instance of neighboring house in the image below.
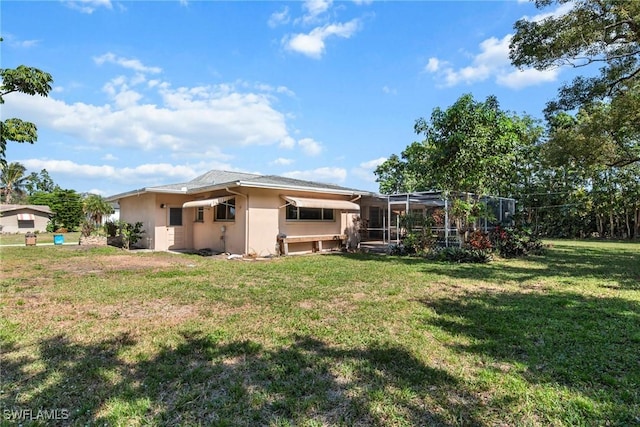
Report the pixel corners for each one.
[102,202,120,225]
[0,204,53,233]
[107,170,371,256]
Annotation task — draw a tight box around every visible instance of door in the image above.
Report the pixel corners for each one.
[167,207,185,249]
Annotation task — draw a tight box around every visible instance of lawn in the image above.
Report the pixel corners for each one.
[0,232,82,246]
[0,240,638,426]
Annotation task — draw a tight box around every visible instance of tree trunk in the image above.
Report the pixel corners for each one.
[596,214,603,237]
[609,210,615,238]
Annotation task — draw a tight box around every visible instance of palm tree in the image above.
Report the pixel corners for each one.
[0,162,27,204]
[83,194,114,226]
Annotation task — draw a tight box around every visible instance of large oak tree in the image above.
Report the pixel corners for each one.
[510,0,640,166]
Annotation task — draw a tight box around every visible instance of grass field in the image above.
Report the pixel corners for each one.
[0,232,82,246]
[1,240,638,426]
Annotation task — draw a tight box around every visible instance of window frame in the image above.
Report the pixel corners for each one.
[195,207,204,222]
[168,207,183,226]
[286,205,335,222]
[215,198,236,222]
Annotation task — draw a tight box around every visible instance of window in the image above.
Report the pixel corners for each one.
[215,198,235,221]
[195,207,204,222]
[169,207,183,226]
[18,220,35,229]
[286,205,334,221]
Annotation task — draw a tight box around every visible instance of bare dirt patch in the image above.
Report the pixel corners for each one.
[49,253,199,275]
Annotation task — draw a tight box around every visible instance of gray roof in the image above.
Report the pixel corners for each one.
[108,169,372,201]
[0,204,53,214]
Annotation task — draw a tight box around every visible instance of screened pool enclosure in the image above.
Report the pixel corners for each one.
[357,191,516,247]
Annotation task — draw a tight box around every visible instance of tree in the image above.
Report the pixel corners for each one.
[509,0,640,165]
[0,59,54,166]
[83,194,114,226]
[29,189,83,231]
[25,169,60,195]
[0,161,28,204]
[510,0,640,111]
[376,94,541,198]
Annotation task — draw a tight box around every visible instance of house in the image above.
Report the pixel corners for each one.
[106,170,371,256]
[0,204,53,233]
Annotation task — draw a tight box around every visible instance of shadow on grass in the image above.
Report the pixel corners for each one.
[1,332,482,426]
[419,290,640,424]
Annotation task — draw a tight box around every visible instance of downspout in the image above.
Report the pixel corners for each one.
[225,187,249,255]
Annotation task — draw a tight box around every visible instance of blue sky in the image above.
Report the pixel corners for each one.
[2,0,574,196]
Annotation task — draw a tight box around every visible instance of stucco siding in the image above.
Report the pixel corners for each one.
[0,209,50,233]
[246,190,280,256]
[118,193,156,249]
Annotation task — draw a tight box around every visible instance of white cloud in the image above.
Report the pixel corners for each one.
[425,57,441,73]
[276,86,296,97]
[18,158,211,187]
[497,67,560,89]
[283,19,360,59]
[298,138,323,156]
[283,167,347,183]
[279,136,296,149]
[351,157,386,182]
[359,157,386,169]
[425,34,560,89]
[528,2,574,22]
[301,0,332,23]
[87,188,108,196]
[271,157,294,166]
[268,6,290,28]
[4,77,295,155]
[94,52,162,74]
[102,153,118,161]
[2,34,41,48]
[15,39,40,48]
[382,86,397,95]
[63,0,112,14]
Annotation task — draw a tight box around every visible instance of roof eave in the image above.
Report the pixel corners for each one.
[235,180,370,196]
[106,187,189,202]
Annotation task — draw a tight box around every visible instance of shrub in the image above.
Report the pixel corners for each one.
[104,221,145,249]
[426,247,492,263]
[104,220,118,237]
[387,243,407,256]
[401,230,437,255]
[491,226,544,258]
[118,221,144,250]
[467,230,492,250]
[80,220,95,237]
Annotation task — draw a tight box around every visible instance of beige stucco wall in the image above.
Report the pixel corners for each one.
[118,193,156,249]
[117,188,361,255]
[0,209,50,233]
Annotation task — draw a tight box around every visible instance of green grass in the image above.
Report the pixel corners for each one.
[0,231,81,245]
[0,241,639,426]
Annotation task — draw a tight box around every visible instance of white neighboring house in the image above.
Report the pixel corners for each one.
[0,204,53,233]
[102,202,120,225]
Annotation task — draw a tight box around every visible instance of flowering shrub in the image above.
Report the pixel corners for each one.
[490,226,544,258]
[467,230,492,250]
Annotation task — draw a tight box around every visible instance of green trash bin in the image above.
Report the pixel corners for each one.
[54,234,64,245]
